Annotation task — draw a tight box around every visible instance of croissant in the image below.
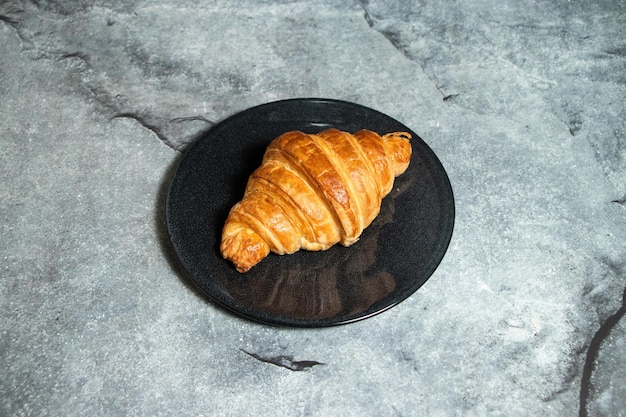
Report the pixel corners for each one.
[220,128,412,272]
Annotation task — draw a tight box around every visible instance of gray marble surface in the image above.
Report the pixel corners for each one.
[1,0,625,416]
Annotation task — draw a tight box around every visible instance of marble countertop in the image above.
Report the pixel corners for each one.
[1,0,624,416]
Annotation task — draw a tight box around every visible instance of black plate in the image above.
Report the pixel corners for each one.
[166,98,454,327]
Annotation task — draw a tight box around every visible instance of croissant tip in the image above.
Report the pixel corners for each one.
[220,226,271,273]
[383,131,412,141]
[234,264,252,273]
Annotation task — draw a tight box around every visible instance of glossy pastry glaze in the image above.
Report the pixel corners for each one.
[220,128,412,272]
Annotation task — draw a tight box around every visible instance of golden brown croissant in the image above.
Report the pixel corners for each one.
[220,128,412,272]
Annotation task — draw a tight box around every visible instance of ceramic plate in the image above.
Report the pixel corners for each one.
[166,98,454,327]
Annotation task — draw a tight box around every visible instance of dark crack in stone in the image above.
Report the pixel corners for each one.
[240,349,325,372]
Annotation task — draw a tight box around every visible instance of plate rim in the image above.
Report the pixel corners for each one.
[165,97,455,327]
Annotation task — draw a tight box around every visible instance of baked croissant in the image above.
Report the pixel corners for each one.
[220,128,412,272]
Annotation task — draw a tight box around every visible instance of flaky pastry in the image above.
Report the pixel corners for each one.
[220,128,412,272]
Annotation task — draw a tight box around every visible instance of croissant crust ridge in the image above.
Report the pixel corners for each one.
[220,128,412,272]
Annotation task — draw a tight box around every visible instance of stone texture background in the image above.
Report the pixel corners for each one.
[1,0,625,416]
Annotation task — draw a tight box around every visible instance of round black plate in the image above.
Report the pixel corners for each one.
[166,98,454,327]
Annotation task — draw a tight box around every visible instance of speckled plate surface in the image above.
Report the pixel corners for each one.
[166,98,454,327]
